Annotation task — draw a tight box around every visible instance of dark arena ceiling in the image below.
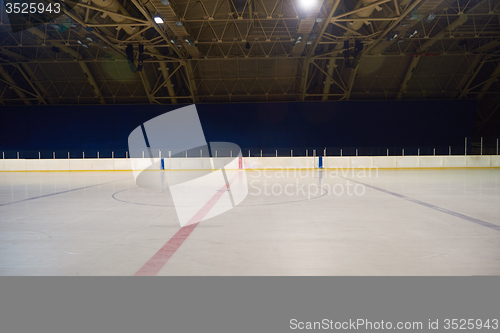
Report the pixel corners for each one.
[0,0,499,122]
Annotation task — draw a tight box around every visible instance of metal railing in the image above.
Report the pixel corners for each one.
[1,137,499,159]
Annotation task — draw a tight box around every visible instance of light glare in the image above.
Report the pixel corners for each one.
[299,0,317,10]
[154,16,164,24]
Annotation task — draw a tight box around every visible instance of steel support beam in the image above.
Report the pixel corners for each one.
[28,28,106,104]
[300,0,342,101]
[129,0,185,60]
[362,0,424,55]
[307,0,343,59]
[345,66,359,100]
[0,65,31,105]
[0,47,50,103]
[15,64,47,104]
[185,60,198,103]
[397,15,469,99]
[129,0,197,103]
[301,59,311,101]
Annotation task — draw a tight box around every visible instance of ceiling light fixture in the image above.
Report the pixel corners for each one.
[183,36,195,46]
[299,0,317,10]
[154,16,164,24]
[407,30,418,38]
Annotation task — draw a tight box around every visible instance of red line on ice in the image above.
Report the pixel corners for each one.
[134,174,237,276]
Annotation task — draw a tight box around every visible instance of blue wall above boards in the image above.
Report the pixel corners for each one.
[0,100,476,157]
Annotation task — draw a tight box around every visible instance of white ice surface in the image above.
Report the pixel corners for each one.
[0,169,499,276]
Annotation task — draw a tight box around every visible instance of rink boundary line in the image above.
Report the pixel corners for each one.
[0,179,126,207]
[134,174,239,276]
[0,170,141,172]
[1,167,500,173]
[345,177,500,232]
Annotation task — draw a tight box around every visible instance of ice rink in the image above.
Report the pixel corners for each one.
[0,168,499,276]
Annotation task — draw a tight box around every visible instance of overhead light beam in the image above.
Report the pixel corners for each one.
[299,0,317,10]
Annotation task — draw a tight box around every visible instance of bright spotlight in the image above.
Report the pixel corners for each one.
[299,0,317,10]
[154,16,164,24]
